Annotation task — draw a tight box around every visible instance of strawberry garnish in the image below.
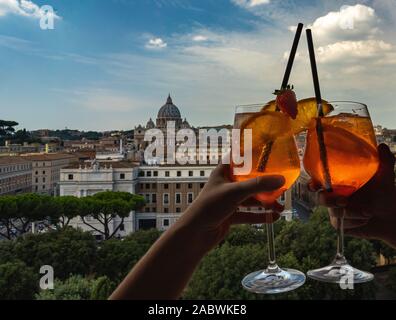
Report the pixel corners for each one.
[274,85,298,119]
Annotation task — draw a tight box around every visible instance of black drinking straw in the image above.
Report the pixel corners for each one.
[282,23,304,89]
[256,23,304,172]
[306,29,333,191]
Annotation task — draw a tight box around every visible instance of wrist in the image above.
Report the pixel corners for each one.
[171,218,214,256]
[173,213,220,255]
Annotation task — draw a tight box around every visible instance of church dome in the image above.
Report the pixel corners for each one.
[146,118,155,129]
[181,118,191,129]
[157,95,181,119]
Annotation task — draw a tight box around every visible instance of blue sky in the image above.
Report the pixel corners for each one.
[1,0,395,130]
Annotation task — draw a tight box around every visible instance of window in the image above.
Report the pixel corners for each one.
[188,193,194,204]
[152,207,157,213]
[163,193,169,205]
[35,186,38,191]
[145,208,150,213]
[152,194,157,203]
[145,194,150,203]
[164,184,169,190]
[43,171,46,175]
[176,183,181,189]
[163,219,170,227]
[200,171,205,177]
[153,171,158,177]
[175,193,181,204]
[147,171,152,177]
[42,185,45,190]
[139,183,144,190]
[120,173,125,180]
[188,183,193,189]
[176,208,181,213]
[165,171,170,177]
[164,208,169,214]
[189,171,193,177]
[68,174,74,181]
[145,184,150,189]
[200,183,205,189]
[152,184,156,189]
[139,171,145,177]
[42,178,46,183]
[35,178,38,183]
[177,171,182,177]
[119,223,125,232]
[281,193,286,202]
[35,171,38,175]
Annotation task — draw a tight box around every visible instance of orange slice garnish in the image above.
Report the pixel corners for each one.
[262,97,334,134]
[239,111,292,153]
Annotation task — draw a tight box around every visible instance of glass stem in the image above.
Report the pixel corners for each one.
[334,209,347,265]
[266,223,280,273]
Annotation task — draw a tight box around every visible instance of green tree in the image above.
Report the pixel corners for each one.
[0,195,18,239]
[80,192,145,240]
[185,208,377,300]
[184,243,266,300]
[0,260,38,300]
[224,225,266,246]
[0,194,57,238]
[0,240,15,264]
[91,276,116,300]
[124,228,162,245]
[12,228,97,280]
[0,120,19,141]
[95,229,161,282]
[52,196,83,229]
[35,275,114,300]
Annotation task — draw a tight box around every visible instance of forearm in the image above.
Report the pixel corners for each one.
[109,221,209,300]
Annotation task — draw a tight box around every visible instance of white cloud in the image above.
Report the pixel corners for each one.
[232,0,270,9]
[146,37,167,50]
[316,40,393,63]
[0,0,60,19]
[286,4,395,68]
[308,4,380,44]
[192,35,208,42]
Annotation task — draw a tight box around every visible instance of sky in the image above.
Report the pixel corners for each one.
[0,0,395,131]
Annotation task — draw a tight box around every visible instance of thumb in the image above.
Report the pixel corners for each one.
[229,175,285,202]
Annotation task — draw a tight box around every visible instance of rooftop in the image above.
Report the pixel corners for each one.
[21,153,77,161]
[0,156,31,165]
[141,163,217,168]
[64,161,139,169]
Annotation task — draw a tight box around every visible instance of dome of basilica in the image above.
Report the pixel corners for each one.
[157,95,181,119]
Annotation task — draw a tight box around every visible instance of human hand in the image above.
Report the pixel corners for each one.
[110,163,286,300]
[177,163,286,252]
[311,144,396,248]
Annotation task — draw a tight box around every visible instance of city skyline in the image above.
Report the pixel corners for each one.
[1,0,396,131]
[7,93,396,133]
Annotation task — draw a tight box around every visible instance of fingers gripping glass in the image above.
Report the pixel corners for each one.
[231,105,306,294]
[303,102,379,283]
